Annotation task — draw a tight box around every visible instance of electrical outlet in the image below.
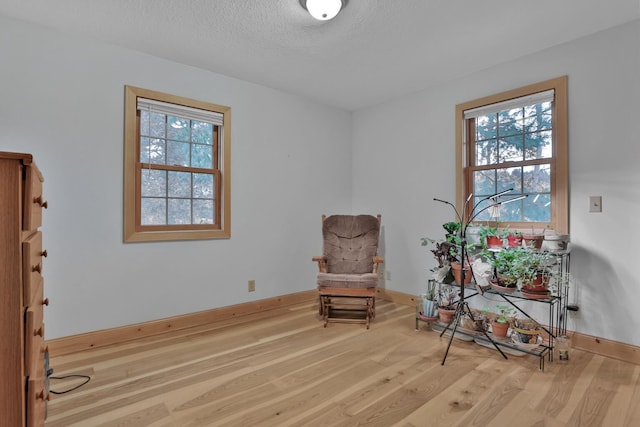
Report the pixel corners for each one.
[385,270,391,280]
[248,280,256,292]
[589,196,602,213]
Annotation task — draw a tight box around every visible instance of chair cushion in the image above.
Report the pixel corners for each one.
[323,215,380,274]
[317,272,378,289]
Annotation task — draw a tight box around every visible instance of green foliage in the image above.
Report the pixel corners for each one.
[442,221,461,236]
[438,284,458,309]
[422,221,475,266]
[479,224,500,247]
[421,237,456,266]
[493,304,516,324]
[518,251,553,283]
[479,224,499,238]
[487,247,553,287]
[490,247,521,274]
[425,280,437,301]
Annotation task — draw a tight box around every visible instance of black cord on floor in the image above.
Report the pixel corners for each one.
[49,374,91,395]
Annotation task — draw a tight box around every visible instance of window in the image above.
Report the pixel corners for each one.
[455,76,568,233]
[124,86,231,242]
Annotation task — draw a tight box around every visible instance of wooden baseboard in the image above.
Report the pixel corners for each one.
[46,290,317,356]
[568,332,640,365]
[46,287,640,365]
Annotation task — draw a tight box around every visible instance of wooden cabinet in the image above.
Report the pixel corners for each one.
[0,152,48,427]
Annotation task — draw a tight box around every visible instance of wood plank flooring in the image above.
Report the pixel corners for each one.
[45,300,640,426]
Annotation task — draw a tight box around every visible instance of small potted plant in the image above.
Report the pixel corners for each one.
[479,224,503,249]
[511,317,543,346]
[488,304,515,338]
[422,222,476,285]
[542,231,570,253]
[487,247,528,291]
[506,230,523,248]
[437,284,458,324]
[445,223,478,285]
[421,237,456,284]
[419,280,438,320]
[442,221,461,240]
[522,227,544,249]
[461,308,487,332]
[519,251,553,296]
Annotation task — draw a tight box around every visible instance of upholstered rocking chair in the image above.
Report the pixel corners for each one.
[312,214,383,328]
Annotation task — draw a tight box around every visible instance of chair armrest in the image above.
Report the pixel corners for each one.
[373,256,384,274]
[312,256,328,273]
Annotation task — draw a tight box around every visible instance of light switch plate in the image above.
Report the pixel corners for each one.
[589,196,602,213]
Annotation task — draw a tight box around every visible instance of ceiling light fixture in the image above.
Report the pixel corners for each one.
[300,0,346,21]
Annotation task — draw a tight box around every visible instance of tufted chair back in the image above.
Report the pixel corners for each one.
[322,215,380,274]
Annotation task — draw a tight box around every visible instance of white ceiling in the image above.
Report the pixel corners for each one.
[1,0,639,110]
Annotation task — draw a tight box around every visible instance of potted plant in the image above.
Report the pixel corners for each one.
[506,230,523,248]
[487,247,528,291]
[485,247,556,296]
[522,227,544,249]
[421,237,456,284]
[519,251,553,295]
[419,280,438,320]
[450,254,474,286]
[442,221,461,240]
[422,222,476,285]
[488,304,515,338]
[437,284,458,324]
[447,231,479,284]
[511,317,543,346]
[460,307,487,332]
[479,224,503,249]
[542,231,570,253]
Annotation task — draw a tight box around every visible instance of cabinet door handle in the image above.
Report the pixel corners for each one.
[34,326,44,337]
[42,298,49,306]
[32,264,42,274]
[33,195,48,209]
[41,249,48,258]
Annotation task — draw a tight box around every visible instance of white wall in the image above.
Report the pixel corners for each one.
[352,19,640,346]
[3,13,639,348]
[0,15,353,339]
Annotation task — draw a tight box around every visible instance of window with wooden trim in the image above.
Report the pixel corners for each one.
[455,76,568,233]
[124,86,231,242]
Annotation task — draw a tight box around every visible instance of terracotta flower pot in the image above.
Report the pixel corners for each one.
[491,273,518,292]
[521,272,550,293]
[507,235,523,247]
[485,235,503,249]
[491,320,510,337]
[451,262,472,285]
[523,234,544,249]
[490,280,517,294]
[438,307,456,324]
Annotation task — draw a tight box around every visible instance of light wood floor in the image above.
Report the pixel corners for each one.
[46,300,640,427]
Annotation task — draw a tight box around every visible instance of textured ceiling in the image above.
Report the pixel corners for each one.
[1,0,639,110]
